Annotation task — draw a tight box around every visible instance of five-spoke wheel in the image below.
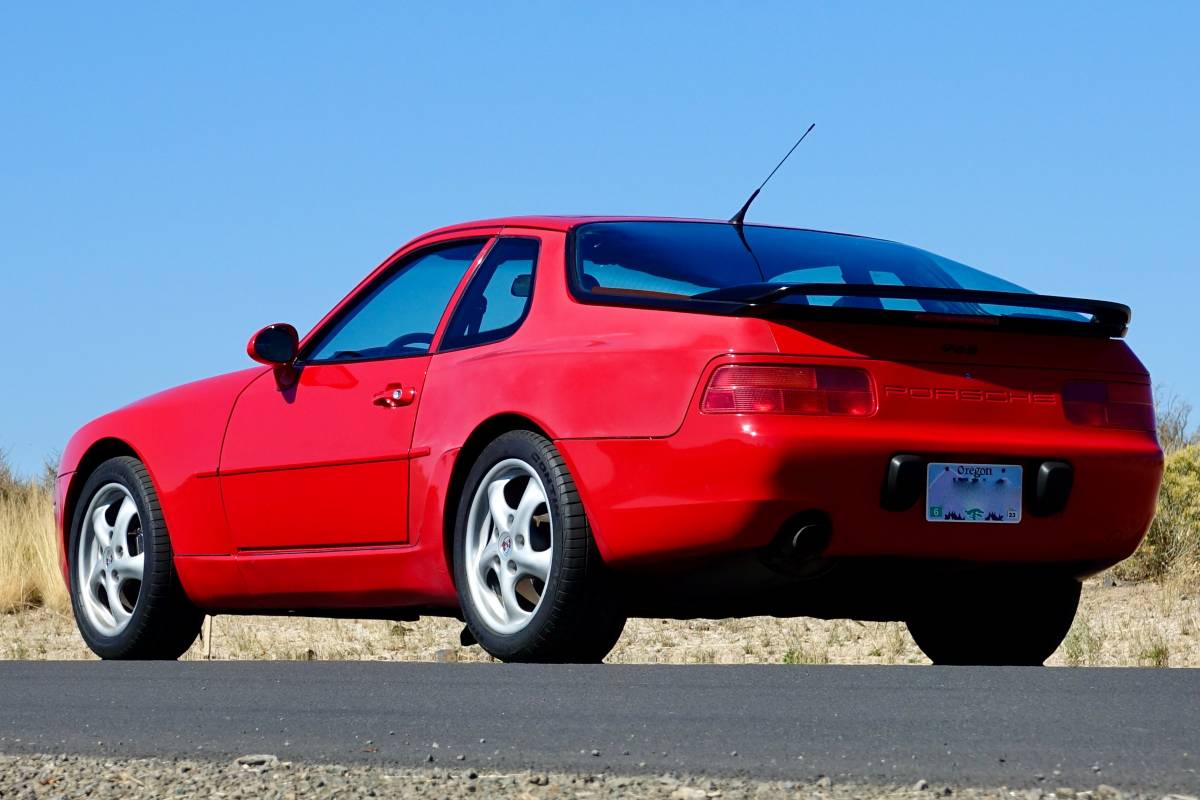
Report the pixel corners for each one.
[68,456,203,660]
[465,459,554,635]
[453,431,626,663]
[77,483,145,636]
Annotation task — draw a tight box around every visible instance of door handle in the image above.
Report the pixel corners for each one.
[373,384,417,408]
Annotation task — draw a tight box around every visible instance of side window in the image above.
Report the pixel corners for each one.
[440,238,539,350]
[304,240,486,363]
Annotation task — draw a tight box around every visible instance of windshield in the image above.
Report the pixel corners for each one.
[572,221,1084,321]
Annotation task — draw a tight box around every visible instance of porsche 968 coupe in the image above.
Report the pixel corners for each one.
[57,217,1164,665]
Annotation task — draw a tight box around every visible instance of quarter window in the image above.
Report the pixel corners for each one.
[441,238,539,350]
[305,240,486,363]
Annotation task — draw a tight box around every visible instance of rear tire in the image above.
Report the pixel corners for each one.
[906,572,1081,666]
[68,456,203,660]
[453,430,625,663]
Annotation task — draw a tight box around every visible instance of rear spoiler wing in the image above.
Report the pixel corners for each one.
[716,283,1131,339]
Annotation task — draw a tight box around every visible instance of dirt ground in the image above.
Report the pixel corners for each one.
[3,575,1196,667]
[0,753,1171,800]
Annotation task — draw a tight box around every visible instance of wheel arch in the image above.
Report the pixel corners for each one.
[441,414,552,584]
[62,437,144,582]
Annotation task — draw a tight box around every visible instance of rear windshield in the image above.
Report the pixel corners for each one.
[571,221,1083,322]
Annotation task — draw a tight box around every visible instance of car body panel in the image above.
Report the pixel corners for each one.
[767,319,1150,374]
[56,367,263,583]
[220,359,428,550]
[560,364,1160,567]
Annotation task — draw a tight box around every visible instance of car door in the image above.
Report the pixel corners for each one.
[219,237,491,551]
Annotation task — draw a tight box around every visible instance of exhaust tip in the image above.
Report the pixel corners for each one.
[763,513,833,577]
[787,522,832,560]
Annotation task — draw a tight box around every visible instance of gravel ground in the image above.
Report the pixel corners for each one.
[1,754,1194,800]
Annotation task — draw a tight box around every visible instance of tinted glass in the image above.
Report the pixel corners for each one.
[574,221,1082,321]
[306,240,485,362]
[441,238,539,350]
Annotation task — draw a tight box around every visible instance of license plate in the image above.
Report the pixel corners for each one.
[926,462,1022,523]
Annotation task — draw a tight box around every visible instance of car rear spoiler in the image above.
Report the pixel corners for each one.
[714,283,1131,339]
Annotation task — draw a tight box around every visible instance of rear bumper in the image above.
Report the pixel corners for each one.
[558,414,1163,569]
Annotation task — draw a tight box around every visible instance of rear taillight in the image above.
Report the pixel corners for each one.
[701,365,876,416]
[1063,380,1154,431]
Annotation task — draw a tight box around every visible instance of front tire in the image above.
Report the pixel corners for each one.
[453,431,625,663]
[906,572,1081,666]
[68,456,203,660]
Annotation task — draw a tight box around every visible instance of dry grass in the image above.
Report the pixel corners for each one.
[0,462,67,614]
[4,576,1198,666]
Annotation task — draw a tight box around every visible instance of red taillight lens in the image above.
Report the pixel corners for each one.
[1063,381,1154,431]
[701,365,876,416]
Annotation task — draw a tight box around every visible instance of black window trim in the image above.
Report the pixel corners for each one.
[296,236,496,368]
[435,235,542,355]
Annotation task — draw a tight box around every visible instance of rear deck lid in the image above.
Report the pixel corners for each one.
[764,317,1147,374]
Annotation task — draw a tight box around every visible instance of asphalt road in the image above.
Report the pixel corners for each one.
[0,662,1196,792]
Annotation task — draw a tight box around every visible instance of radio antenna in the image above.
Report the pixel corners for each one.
[729,123,815,232]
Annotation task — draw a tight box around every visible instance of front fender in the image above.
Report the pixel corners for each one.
[58,368,264,585]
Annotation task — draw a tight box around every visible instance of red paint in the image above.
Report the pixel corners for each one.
[56,217,1164,615]
[219,358,430,550]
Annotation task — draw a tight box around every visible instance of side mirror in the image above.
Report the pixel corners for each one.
[247,323,299,366]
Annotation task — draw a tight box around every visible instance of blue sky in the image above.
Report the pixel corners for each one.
[2,3,1197,476]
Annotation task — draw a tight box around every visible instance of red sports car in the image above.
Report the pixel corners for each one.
[56,217,1163,665]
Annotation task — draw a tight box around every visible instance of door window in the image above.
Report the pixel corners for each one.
[304,240,486,363]
[441,238,540,350]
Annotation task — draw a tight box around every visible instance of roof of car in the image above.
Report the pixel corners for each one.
[410,216,902,256]
[418,215,876,238]
[418,215,713,237]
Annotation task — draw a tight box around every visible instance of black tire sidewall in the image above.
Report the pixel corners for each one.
[68,457,170,659]
[453,432,578,660]
[907,575,1081,666]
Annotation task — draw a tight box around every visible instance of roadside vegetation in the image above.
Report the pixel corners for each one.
[1,393,1197,665]
[1112,393,1200,582]
[0,455,66,613]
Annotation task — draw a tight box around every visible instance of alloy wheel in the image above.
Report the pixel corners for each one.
[76,483,145,636]
[464,458,554,635]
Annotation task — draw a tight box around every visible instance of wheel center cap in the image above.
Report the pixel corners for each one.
[104,548,113,567]
[499,535,514,557]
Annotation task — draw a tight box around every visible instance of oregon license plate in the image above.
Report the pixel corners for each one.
[926,462,1022,523]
